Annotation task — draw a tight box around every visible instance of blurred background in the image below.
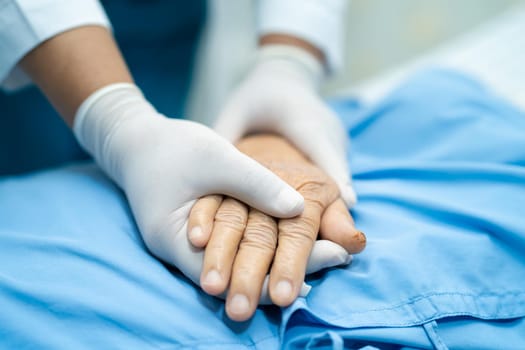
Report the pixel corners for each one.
[188,0,523,124]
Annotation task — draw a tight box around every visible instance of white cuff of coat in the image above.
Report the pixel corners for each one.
[0,0,110,91]
[257,0,347,74]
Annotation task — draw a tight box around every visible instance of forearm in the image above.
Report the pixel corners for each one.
[19,26,133,126]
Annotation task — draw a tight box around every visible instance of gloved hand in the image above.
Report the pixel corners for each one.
[72,83,349,304]
[188,134,365,320]
[215,44,357,207]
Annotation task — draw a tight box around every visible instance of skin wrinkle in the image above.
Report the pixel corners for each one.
[279,214,319,245]
[241,211,278,252]
[192,134,365,320]
[214,199,248,227]
[297,182,336,210]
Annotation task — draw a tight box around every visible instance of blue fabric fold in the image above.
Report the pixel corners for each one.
[0,166,281,349]
[1,69,524,349]
[282,69,525,349]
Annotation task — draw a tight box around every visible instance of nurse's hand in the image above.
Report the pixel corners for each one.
[72,83,307,292]
[214,43,357,209]
[188,134,366,321]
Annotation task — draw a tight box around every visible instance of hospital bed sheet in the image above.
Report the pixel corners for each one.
[1,68,524,349]
[283,68,525,349]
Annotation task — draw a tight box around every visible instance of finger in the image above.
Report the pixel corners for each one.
[258,276,311,305]
[269,183,334,306]
[226,209,278,321]
[188,195,223,247]
[319,198,366,254]
[201,198,248,296]
[306,239,352,274]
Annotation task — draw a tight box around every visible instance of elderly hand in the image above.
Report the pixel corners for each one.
[188,134,366,321]
[73,84,308,299]
[214,44,357,208]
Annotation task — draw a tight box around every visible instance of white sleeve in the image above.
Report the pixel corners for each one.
[257,0,348,73]
[0,0,110,90]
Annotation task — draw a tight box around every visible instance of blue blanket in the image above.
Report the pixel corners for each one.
[1,69,524,349]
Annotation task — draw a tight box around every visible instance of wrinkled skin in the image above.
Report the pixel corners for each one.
[188,134,366,321]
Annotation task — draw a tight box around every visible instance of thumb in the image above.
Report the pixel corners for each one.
[208,142,304,218]
[307,135,355,207]
[142,202,205,285]
[283,106,357,207]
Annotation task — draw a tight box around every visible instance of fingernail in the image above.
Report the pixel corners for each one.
[277,188,304,216]
[229,294,250,316]
[356,230,366,245]
[203,269,222,287]
[189,226,203,242]
[274,280,293,300]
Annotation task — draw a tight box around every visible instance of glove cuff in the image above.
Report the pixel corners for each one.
[73,82,155,186]
[74,83,139,138]
[256,44,325,89]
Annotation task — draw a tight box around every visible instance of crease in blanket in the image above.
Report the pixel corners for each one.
[1,68,524,349]
[422,321,448,350]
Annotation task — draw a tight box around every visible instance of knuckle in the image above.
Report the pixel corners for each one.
[249,210,278,232]
[241,230,277,252]
[278,218,317,247]
[298,181,339,210]
[306,197,325,212]
[241,214,278,252]
[281,212,318,233]
[297,181,323,198]
[215,217,246,232]
[215,203,248,231]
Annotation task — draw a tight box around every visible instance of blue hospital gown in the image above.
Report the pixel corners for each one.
[1,69,524,349]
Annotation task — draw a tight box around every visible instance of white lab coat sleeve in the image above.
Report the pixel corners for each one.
[0,0,110,90]
[257,0,348,73]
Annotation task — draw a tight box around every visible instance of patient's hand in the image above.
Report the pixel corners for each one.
[188,134,365,321]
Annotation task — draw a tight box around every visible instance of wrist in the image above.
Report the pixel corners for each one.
[73,82,157,186]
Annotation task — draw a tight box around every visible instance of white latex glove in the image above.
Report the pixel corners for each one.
[73,83,350,304]
[215,44,357,207]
